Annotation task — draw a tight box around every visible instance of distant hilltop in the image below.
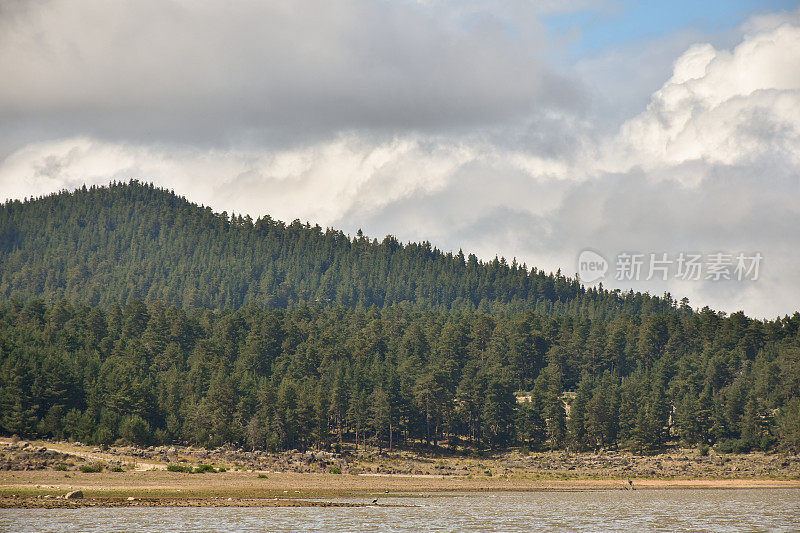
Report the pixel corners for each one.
[0,180,672,317]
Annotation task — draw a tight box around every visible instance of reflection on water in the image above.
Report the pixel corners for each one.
[2,489,799,532]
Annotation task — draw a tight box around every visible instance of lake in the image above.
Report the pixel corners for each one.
[2,489,799,532]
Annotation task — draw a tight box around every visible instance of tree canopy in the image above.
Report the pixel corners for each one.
[0,181,672,317]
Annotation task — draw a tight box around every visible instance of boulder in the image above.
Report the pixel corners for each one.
[64,490,84,499]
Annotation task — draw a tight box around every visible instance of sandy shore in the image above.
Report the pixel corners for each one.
[2,470,799,508]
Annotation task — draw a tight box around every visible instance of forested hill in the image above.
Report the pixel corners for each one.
[1,181,799,454]
[0,181,669,317]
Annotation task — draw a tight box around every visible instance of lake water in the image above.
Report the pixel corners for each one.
[2,489,799,532]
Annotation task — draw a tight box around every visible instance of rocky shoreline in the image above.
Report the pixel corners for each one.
[2,437,799,480]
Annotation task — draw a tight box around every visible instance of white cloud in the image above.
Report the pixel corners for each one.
[607,22,800,181]
[0,133,572,226]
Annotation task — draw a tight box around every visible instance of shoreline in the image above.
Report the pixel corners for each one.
[2,437,799,508]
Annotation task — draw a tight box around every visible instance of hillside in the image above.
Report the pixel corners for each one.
[0,182,798,455]
[0,181,669,317]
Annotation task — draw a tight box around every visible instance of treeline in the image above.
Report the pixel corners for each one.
[0,181,671,318]
[1,299,798,453]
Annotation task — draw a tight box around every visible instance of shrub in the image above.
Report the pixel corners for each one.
[715,439,751,454]
[167,464,192,473]
[80,463,103,473]
[257,474,268,479]
[194,464,217,473]
[111,466,124,472]
[329,466,342,474]
[699,444,710,456]
[55,464,69,471]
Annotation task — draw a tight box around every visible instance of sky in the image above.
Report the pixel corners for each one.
[545,0,795,59]
[1,0,799,318]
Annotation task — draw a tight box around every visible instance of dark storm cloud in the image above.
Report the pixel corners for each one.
[0,0,576,147]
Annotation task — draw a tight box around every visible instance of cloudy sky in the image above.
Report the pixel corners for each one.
[1,0,799,318]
